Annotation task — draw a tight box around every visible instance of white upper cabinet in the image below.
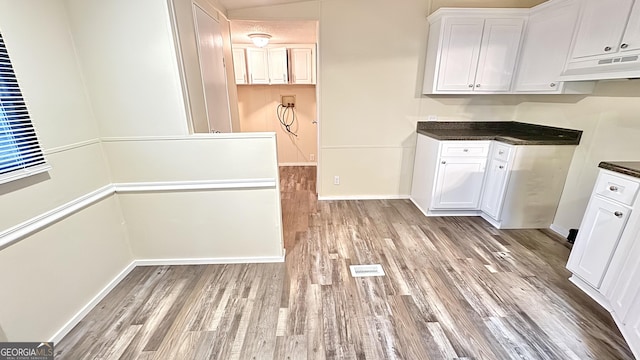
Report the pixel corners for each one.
[562,0,640,80]
[513,0,595,94]
[267,47,288,84]
[246,48,270,84]
[473,19,525,92]
[435,18,485,92]
[290,48,316,84]
[232,48,247,85]
[423,9,527,94]
[234,45,316,85]
[570,0,634,59]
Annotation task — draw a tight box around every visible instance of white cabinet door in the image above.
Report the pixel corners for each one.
[621,2,640,53]
[432,157,487,209]
[567,197,630,288]
[610,229,640,320]
[480,159,509,220]
[268,47,288,84]
[246,48,269,84]
[290,48,314,84]
[232,48,247,84]
[474,18,525,92]
[514,0,580,92]
[436,18,485,92]
[570,0,634,59]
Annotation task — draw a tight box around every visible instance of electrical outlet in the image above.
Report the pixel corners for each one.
[310,154,315,161]
[334,176,340,185]
[428,115,437,121]
[281,95,296,108]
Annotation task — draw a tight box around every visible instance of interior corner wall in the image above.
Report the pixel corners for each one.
[0,0,133,341]
[513,80,640,232]
[237,85,317,164]
[63,0,189,137]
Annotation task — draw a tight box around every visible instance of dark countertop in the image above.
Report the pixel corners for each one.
[599,161,640,179]
[417,121,582,145]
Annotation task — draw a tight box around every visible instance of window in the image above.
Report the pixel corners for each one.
[0,32,49,185]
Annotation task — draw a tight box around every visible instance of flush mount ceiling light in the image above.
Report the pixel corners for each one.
[248,33,271,48]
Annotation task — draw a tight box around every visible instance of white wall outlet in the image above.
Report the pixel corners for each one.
[310,154,315,161]
[427,115,437,121]
[334,176,340,185]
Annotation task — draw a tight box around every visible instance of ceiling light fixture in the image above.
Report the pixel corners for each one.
[248,33,272,48]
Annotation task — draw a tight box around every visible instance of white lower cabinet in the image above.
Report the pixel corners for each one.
[410,135,574,229]
[480,158,509,219]
[567,168,640,359]
[432,157,487,209]
[566,197,630,288]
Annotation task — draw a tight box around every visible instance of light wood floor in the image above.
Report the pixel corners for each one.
[56,166,633,359]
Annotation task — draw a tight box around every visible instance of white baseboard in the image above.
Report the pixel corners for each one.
[278,162,317,166]
[49,261,137,343]
[49,253,286,343]
[133,255,285,266]
[550,224,570,238]
[318,195,410,201]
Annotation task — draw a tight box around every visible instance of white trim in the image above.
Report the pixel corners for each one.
[0,179,278,249]
[101,132,275,142]
[0,163,52,186]
[49,261,137,343]
[48,252,286,342]
[114,178,276,192]
[0,185,114,250]
[321,145,414,150]
[44,138,101,155]
[568,275,612,311]
[134,256,285,266]
[550,224,570,238]
[318,195,410,201]
[278,162,317,166]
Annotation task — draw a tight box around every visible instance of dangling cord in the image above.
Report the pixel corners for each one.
[277,104,298,137]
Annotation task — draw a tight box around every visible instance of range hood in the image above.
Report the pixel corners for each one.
[560,54,640,81]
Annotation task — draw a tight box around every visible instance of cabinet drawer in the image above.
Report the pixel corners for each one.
[492,142,511,161]
[441,141,490,157]
[595,172,640,206]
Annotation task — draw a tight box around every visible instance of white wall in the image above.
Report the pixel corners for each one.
[237,85,317,164]
[0,0,133,341]
[103,135,284,260]
[64,0,189,137]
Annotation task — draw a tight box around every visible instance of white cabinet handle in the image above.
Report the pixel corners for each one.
[475,84,481,88]
[498,150,504,155]
[604,46,612,51]
[468,84,474,88]
[610,185,619,192]
[615,211,624,218]
[550,83,557,88]
[441,161,446,164]
[621,43,629,49]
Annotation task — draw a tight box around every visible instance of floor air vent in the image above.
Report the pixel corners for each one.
[349,264,385,277]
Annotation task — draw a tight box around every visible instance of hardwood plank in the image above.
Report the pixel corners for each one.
[55,166,634,360]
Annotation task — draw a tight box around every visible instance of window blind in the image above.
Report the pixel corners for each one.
[0,32,49,185]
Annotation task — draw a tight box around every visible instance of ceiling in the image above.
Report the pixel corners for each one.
[217,0,307,11]
[230,20,317,45]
